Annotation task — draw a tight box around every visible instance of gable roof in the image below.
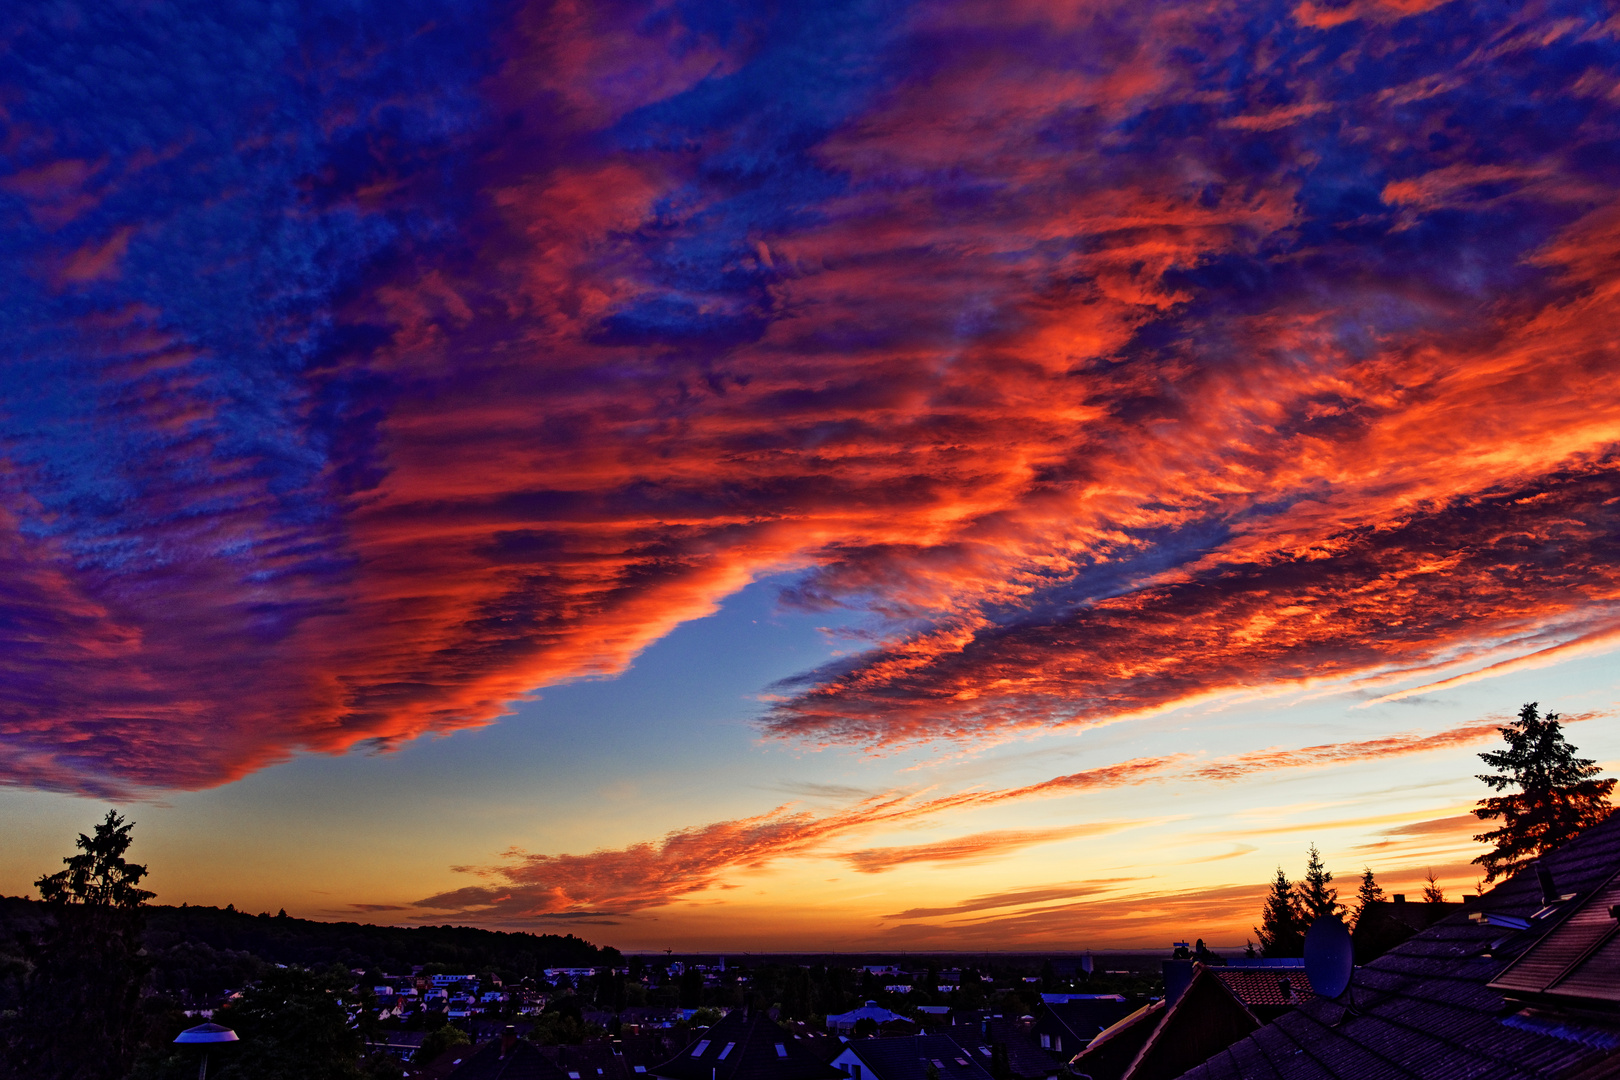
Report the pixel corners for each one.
[448,1038,574,1080]
[652,1009,845,1080]
[1209,967,1315,1008]
[1177,811,1620,1080]
[1065,1002,1164,1080]
[543,1041,638,1080]
[839,1034,995,1080]
[1119,967,1259,1080]
[1037,999,1136,1046]
[1066,968,1258,1080]
[942,1017,1058,1080]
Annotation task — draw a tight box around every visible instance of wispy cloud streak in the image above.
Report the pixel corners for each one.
[413,717,1506,919]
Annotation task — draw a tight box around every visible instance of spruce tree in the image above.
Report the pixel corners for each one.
[5,811,155,1080]
[1295,844,1344,924]
[1422,869,1445,904]
[1352,867,1384,929]
[1254,866,1306,958]
[1473,702,1615,882]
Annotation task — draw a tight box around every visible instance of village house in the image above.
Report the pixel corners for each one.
[830,1034,994,1080]
[650,1007,845,1080]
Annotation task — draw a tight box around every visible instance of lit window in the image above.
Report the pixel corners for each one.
[775,1045,788,1058]
[719,1043,736,1060]
[692,1041,710,1057]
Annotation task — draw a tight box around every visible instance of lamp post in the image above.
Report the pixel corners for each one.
[175,1022,239,1080]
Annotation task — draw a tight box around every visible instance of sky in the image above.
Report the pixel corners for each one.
[2,0,1620,953]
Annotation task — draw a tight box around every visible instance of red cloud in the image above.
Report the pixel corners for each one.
[764,465,1620,749]
[4,0,1619,796]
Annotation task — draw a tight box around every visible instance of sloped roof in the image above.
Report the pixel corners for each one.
[652,1009,845,1080]
[543,1041,636,1080]
[841,1034,995,1080]
[448,1038,574,1080]
[1064,1002,1164,1080]
[1177,811,1620,1080]
[1489,867,1620,1007]
[942,1018,1057,1080]
[1038,999,1137,1044]
[1120,967,1259,1080]
[1065,969,1259,1080]
[1209,967,1316,1008]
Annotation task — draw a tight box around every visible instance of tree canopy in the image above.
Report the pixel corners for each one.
[1254,866,1306,958]
[1296,844,1343,923]
[4,811,154,1080]
[1473,703,1615,882]
[1351,867,1384,930]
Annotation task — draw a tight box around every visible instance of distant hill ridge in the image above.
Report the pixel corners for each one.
[0,895,619,977]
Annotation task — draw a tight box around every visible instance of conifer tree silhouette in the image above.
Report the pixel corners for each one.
[1473,703,1614,882]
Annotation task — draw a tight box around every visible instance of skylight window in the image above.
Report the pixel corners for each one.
[719,1042,736,1060]
[692,1041,711,1057]
[775,1045,788,1058]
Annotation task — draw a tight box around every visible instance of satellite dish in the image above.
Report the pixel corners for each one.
[175,1023,239,1044]
[1304,914,1354,999]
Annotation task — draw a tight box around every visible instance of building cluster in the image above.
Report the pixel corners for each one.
[370,973,525,1021]
[177,812,1620,1080]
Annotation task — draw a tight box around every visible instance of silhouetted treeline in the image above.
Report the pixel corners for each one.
[0,894,619,1008]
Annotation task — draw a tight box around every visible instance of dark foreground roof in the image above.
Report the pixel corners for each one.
[1177,812,1620,1080]
[1070,966,1258,1080]
[943,1017,1059,1080]
[652,1009,845,1080]
[1039,999,1137,1046]
[448,1038,572,1080]
[840,1034,995,1080]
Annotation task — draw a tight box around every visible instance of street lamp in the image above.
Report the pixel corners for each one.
[175,1022,239,1080]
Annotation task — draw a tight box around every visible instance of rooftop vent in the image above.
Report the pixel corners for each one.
[1537,861,1560,905]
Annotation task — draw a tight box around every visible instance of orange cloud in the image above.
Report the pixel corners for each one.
[405,717,1515,921]
[839,822,1142,874]
[879,880,1273,948]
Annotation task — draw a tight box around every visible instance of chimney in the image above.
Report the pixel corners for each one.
[1162,960,1194,1006]
[1536,861,1558,905]
[1392,894,1405,904]
[501,1026,517,1058]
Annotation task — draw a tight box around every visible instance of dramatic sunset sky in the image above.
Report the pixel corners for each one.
[3,0,1620,952]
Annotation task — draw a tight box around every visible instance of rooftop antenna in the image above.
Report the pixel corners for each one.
[174,1023,238,1080]
[1303,915,1354,1000]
